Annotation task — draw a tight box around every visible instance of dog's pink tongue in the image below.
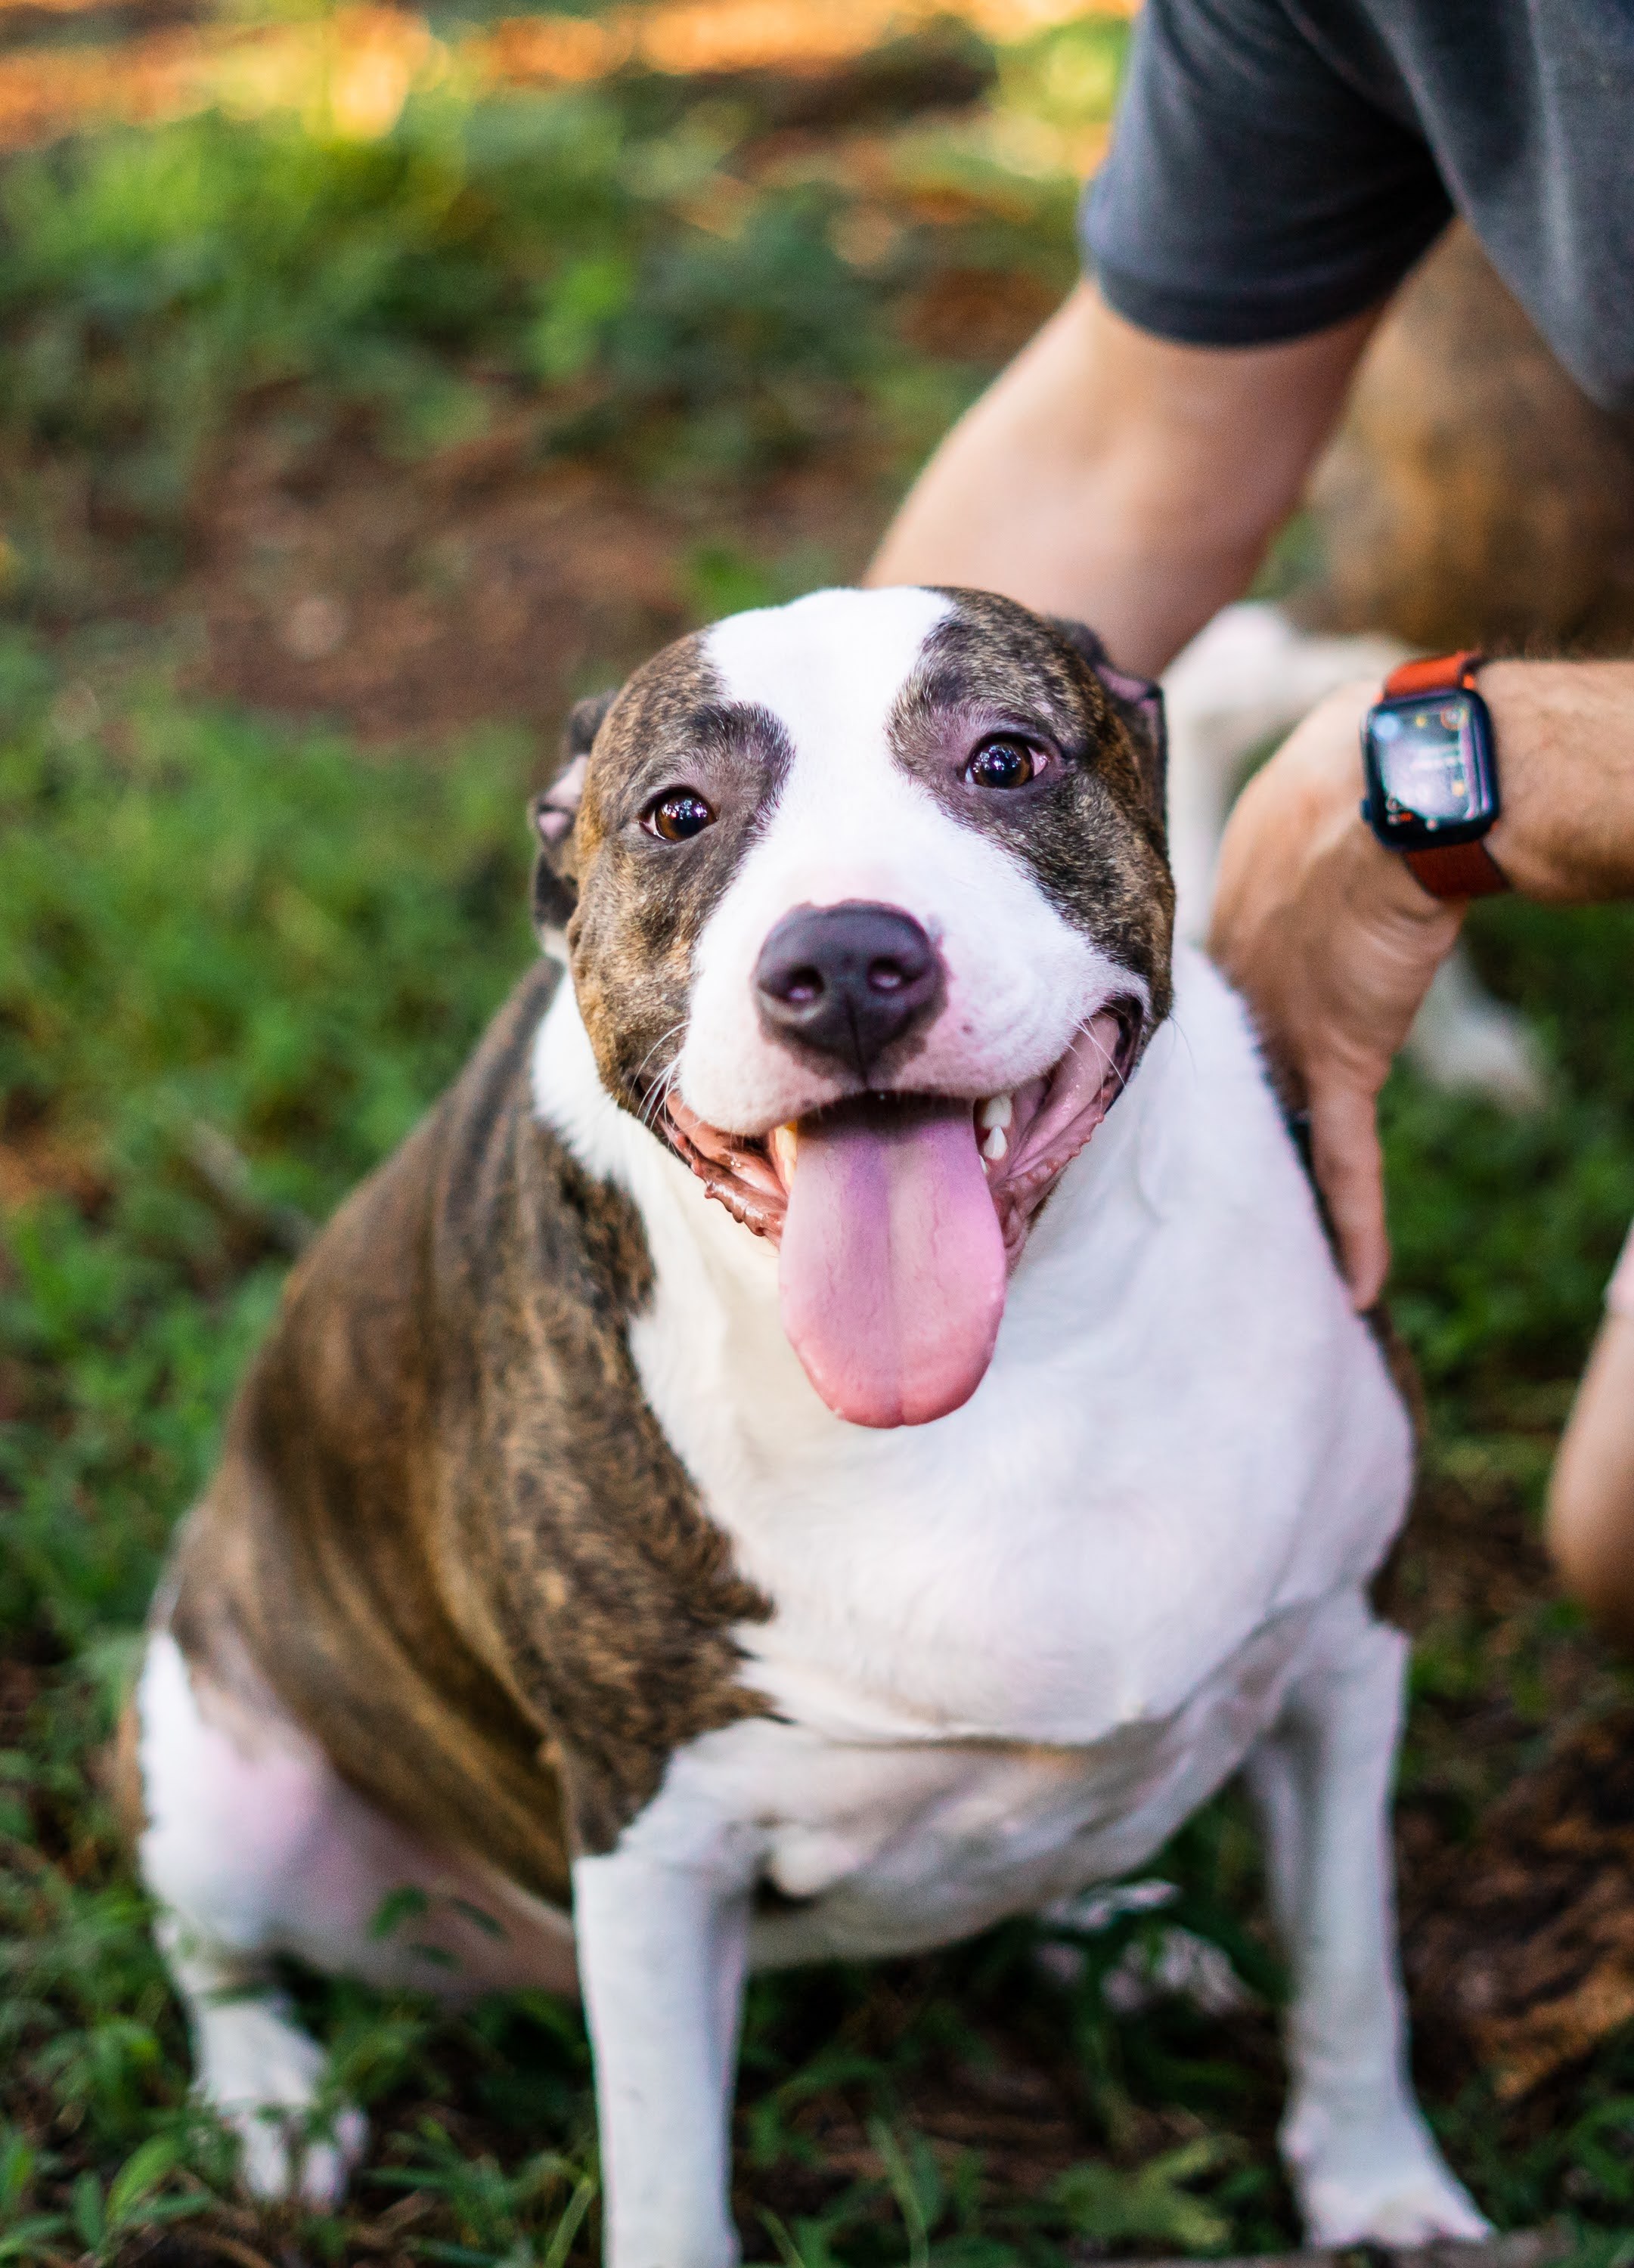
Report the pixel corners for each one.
[778,1098,1006,1429]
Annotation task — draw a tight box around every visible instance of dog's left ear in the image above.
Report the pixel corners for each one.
[530,689,616,933]
[1048,618,1167,827]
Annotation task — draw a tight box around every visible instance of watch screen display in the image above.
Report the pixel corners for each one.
[1371,700,1479,824]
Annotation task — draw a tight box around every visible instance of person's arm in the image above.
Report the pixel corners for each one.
[1548,1300,1634,1649]
[866,284,1379,678]
[1207,659,1634,1309]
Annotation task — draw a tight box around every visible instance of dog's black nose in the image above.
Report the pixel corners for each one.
[755,902,943,1075]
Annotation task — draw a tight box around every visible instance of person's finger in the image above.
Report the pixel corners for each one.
[1308,1084,1390,1311]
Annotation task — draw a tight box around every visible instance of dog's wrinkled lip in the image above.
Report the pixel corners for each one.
[659,999,1143,1267]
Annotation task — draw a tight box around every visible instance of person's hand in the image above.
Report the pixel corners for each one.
[1207,682,1466,1309]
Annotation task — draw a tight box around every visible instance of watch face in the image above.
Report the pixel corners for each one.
[1365,689,1496,845]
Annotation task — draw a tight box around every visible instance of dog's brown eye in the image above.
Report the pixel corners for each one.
[645,791,715,842]
[966,737,1040,790]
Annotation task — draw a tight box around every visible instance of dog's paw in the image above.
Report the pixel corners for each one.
[1285,2102,1490,2247]
[230,2100,369,2209]
[195,1995,367,2207]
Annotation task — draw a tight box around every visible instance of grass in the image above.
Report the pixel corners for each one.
[5,6,1634,2262]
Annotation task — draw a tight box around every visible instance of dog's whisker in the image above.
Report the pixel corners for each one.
[629,1024,689,1136]
[631,1021,688,1086]
[637,1055,685,1137]
[1077,1017,1130,1095]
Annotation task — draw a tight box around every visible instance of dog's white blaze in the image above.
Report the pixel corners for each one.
[705,584,952,768]
[681,586,1141,1133]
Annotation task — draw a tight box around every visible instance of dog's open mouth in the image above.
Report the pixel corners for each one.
[662,1002,1140,1430]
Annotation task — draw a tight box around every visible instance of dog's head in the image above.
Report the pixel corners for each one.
[533,587,1174,1430]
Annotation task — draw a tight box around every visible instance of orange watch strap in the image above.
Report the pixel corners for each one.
[1384,648,1484,698]
[1403,839,1509,898]
[1379,649,1507,898]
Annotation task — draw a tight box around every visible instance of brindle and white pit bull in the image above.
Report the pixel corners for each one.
[132,587,1487,2265]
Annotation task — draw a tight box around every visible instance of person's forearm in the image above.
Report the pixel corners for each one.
[866,284,1378,678]
[1483,661,1634,900]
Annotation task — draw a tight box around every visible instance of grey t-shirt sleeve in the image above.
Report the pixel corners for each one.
[1082,0,1452,346]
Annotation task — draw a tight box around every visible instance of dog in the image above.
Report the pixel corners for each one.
[130,587,1487,2264]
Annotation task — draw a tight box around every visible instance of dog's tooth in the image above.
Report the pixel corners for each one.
[768,1123,798,1185]
[982,1125,1009,1163]
[978,1093,1013,1132]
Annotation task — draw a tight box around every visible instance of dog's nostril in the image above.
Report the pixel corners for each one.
[782,966,823,1005]
[867,959,910,993]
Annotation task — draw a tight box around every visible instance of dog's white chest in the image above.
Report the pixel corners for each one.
[630,1596,1324,1963]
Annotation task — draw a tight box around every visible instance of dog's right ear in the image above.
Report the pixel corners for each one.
[530,690,616,934]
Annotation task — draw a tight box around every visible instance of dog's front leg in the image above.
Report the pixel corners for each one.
[572,1845,752,2268]
[1246,1588,1487,2247]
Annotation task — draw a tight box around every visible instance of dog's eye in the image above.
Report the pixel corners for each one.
[644,791,715,842]
[966,736,1043,790]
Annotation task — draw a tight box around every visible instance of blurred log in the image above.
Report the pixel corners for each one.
[615,16,995,136]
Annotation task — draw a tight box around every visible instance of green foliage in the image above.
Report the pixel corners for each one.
[0,62,1068,553]
[367,2121,599,2266]
[1051,2139,1231,2251]
[0,637,535,1644]
[1384,900,1634,1438]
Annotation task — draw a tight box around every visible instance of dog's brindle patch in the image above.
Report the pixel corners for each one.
[169,962,771,1883]
[894,590,1175,1031]
[557,634,796,1128]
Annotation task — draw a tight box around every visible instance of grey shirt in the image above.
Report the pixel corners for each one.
[1081,0,1634,411]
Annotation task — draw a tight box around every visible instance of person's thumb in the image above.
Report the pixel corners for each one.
[1308,1083,1390,1311]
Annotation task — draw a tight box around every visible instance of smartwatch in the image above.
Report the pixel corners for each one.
[1361,650,1508,898]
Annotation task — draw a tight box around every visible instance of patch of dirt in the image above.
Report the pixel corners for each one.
[0,1654,45,1749]
[1390,1465,1634,2099]
[1407,1704,1634,2101]
[169,422,888,741]
[898,260,1059,361]
[0,1123,110,1215]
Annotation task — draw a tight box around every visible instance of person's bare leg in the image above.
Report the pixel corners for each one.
[1549,1231,1634,1647]
[867,284,1379,678]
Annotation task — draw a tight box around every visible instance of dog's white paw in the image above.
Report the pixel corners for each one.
[195,1995,367,2207]
[230,2100,368,2209]
[1285,2102,1490,2247]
